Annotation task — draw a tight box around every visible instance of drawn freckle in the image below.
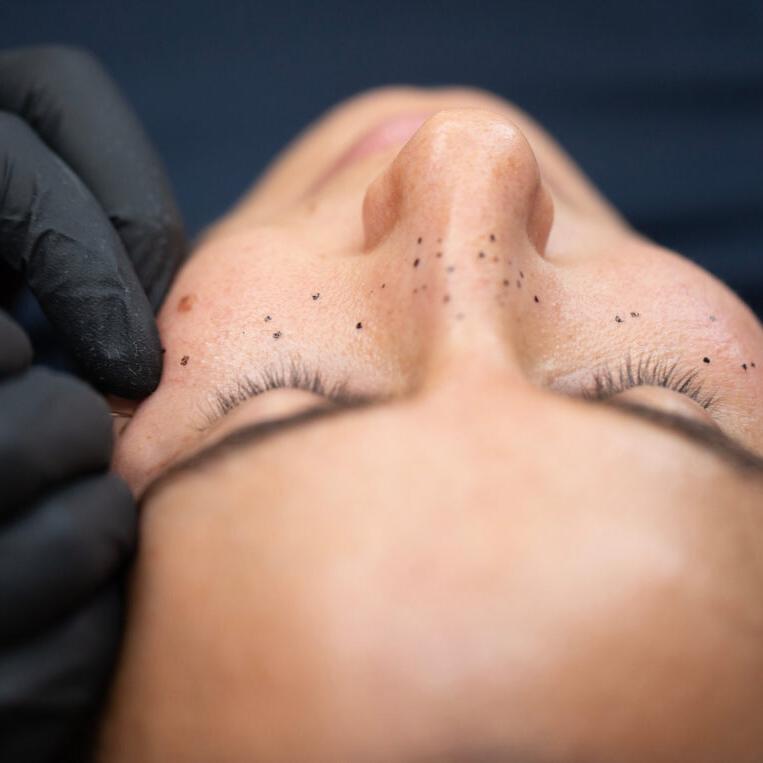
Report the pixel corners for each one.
[703,357,710,364]
[180,355,189,366]
[742,363,748,371]
[413,258,420,268]
[614,315,623,323]
[534,295,540,303]
[264,315,272,322]
[312,293,320,300]
[356,322,363,330]
[273,331,281,339]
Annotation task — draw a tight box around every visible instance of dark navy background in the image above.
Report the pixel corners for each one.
[2,0,762,319]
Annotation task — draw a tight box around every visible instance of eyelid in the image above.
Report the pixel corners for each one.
[573,350,720,412]
[198,359,363,432]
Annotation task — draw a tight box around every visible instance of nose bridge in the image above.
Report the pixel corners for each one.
[362,109,554,383]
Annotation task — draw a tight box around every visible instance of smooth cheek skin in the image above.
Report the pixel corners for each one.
[98,394,763,763]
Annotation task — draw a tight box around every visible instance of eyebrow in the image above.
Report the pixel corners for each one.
[141,395,763,502]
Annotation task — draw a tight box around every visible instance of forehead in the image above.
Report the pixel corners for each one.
[137,395,763,762]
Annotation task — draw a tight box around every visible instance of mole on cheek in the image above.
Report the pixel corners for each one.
[534,295,540,303]
[703,357,711,364]
[356,322,363,330]
[180,355,189,366]
[177,294,196,313]
[414,258,421,268]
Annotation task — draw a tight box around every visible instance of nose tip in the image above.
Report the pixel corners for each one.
[362,108,553,254]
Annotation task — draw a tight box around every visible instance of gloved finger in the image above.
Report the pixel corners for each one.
[0,583,124,763]
[0,310,32,378]
[0,472,135,644]
[0,368,112,515]
[0,110,162,398]
[0,45,187,309]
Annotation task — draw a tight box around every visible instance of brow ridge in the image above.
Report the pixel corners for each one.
[140,395,763,503]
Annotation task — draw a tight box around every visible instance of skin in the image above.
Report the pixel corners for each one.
[99,87,763,762]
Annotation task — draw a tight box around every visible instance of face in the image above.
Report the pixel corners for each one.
[100,87,763,763]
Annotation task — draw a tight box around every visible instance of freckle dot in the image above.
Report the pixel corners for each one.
[752,362,757,368]
[456,313,465,320]
[709,315,716,322]
[413,288,418,294]
[356,322,363,330]
[490,233,496,242]
[312,293,320,300]
[703,357,710,364]
[447,265,455,273]
[516,279,522,288]
[413,258,420,268]
[492,256,498,263]
[417,237,422,244]
[519,271,524,279]
[534,295,539,303]
[381,283,386,289]
[436,251,443,258]
[180,355,189,366]
[615,315,623,323]
[443,294,451,303]
[742,363,748,371]
[478,251,486,259]
[273,331,281,339]
[264,315,272,322]
[503,279,509,287]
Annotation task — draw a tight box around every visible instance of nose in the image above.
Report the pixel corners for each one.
[362,109,555,377]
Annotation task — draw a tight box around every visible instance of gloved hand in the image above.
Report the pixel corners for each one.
[0,311,136,762]
[0,45,187,398]
[0,46,187,762]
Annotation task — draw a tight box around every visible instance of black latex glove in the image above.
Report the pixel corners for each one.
[0,45,187,398]
[0,311,136,762]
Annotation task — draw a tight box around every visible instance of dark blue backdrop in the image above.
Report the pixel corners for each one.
[3,0,762,317]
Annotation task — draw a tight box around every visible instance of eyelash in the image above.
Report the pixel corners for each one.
[579,351,719,410]
[206,359,357,426]
[205,350,719,427]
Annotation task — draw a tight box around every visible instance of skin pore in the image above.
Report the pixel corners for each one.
[99,87,763,762]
